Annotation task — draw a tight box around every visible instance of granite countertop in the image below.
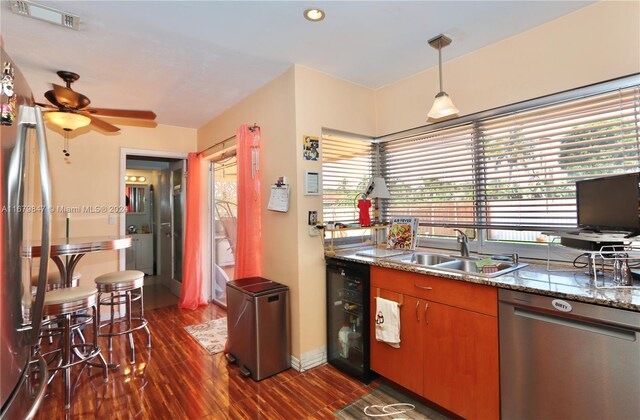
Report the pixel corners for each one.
[327,248,640,312]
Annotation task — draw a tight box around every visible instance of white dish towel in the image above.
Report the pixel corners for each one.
[375,297,401,348]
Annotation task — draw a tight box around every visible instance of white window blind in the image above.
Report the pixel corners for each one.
[379,81,640,234]
[322,135,373,223]
[380,123,478,234]
[480,86,640,231]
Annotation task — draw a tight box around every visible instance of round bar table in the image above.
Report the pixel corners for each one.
[27,236,132,288]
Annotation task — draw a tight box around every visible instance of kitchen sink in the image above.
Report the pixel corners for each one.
[391,252,457,265]
[437,258,481,273]
[387,251,528,278]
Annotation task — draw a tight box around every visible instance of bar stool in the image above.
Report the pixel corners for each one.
[95,270,151,364]
[39,286,108,409]
[32,270,81,291]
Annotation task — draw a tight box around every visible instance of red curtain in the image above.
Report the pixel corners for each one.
[178,152,207,309]
[234,124,262,279]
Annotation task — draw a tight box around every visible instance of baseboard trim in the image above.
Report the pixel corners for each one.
[290,346,327,372]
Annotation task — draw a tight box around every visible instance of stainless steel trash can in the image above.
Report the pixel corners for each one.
[226,277,290,381]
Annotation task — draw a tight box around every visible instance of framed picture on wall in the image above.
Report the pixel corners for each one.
[303,135,319,161]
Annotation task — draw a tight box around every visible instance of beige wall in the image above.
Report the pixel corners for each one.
[375,0,640,135]
[197,65,376,359]
[292,65,376,355]
[45,123,196,284]
[198,67,301,352]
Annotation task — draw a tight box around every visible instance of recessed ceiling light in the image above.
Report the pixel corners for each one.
[304,8,325,22]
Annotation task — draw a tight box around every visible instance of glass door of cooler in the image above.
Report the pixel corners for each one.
[326,258,372,382]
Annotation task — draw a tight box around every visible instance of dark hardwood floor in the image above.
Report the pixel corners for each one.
[34,303,376,419]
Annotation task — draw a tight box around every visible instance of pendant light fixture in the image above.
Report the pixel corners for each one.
[427,34,459,120]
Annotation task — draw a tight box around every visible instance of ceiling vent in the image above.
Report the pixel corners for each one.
[11,0,80,30]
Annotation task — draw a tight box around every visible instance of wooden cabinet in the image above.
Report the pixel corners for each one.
[370,290,423,394]
[370,266,499,420]
[125,233,153,275]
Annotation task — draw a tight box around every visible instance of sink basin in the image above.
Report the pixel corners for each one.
[390,252,457,266]
[436,258,528,277]
[437,258,481,273]
[387,251,528,278]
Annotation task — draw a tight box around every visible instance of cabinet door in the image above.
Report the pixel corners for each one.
[136,234,153,275]
[370,290,423,395]
[423,301,500,420]
[125,240,135,270]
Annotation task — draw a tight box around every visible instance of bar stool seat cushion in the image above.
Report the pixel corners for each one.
[44,286,97,306]
[95,270,144,285]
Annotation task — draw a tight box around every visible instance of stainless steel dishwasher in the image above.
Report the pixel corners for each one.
[499,289,640,420]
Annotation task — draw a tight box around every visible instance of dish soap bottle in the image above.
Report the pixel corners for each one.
[338,324,351,358]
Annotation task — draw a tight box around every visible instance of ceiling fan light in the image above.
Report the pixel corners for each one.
[427,91,459,120]
[44,112,91,131]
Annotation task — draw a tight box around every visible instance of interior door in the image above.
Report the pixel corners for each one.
[158,160,186,296]
[159,168,171,285]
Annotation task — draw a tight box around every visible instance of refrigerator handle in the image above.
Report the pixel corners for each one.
[18,106,52,346]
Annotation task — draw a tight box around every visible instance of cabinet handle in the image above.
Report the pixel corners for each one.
[415,301,420,322]
[424,302,429,324]
[414,284,433,291]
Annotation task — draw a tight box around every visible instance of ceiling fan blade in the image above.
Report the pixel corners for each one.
[52,83,91,109]
[86,108,156,120]
[78,111,120,133]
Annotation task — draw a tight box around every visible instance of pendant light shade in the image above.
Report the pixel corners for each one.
[427,34,459,121]
[428,91,459,120]
[44,111,91,131]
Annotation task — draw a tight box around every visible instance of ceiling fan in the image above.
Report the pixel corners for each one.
[38,70,156,133]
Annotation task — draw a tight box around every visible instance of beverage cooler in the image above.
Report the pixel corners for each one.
[325,257,374,382]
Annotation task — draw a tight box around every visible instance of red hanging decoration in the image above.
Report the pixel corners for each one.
[357,199,371,227]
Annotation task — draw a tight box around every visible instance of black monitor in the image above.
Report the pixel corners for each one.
[576,172,640,236]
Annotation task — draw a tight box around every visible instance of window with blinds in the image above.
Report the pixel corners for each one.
[380,123,478,237]
[379,79,640,241]
[480,87,640,240]
[322,134,373,223]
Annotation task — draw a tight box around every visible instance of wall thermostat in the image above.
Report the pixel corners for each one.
[304,171,321,195]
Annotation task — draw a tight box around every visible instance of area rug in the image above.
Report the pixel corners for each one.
[334,384,450,419]
[184,317,227,355]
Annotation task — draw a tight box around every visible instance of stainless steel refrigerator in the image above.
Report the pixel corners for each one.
[1,46,53,419]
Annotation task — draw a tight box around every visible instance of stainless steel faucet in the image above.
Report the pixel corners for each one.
[453,229,469,257]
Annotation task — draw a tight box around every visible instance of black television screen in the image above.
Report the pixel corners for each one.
[576,172,640,233]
